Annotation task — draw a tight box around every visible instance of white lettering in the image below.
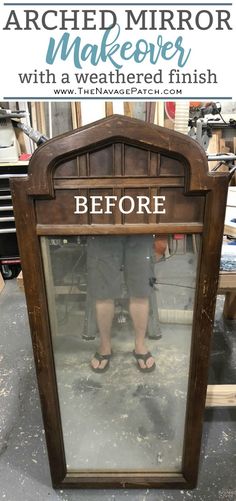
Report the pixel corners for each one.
[74,195,88,214]
[119,196,135,214]
[104,195,117,213]
[136,195,152,214]
[74,194,166,214]
[154,195,166,214]
[90,195,103,214]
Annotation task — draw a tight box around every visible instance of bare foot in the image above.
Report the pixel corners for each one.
[133,350,155,372]
[91,352,111,372]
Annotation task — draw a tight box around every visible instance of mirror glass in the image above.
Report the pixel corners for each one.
[41,233,200,472]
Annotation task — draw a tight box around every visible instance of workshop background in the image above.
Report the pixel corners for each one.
[0,100,236,500]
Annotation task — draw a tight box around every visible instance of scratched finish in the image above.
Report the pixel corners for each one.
[10,115,230,487]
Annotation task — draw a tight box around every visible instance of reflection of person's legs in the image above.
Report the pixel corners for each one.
[87,235,156,372]
[90,299,114,370]
[87,236,123,372]
[126,236,156,371]
[129,297,155,370]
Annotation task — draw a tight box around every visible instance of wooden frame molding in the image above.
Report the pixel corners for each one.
[11,115,232,489]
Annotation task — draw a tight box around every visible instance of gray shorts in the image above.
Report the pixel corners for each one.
[87,235,154,300]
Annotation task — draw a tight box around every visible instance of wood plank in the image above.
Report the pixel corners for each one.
[218,271,236,291]
[131,102,146,121]
[223,292,236,319]
[0,161,29,167]
[146,103,156,123]
[48,102,53,139]
[0,271,5,293]
[219,138,230,154]
[39,102,47,136]
[17,270,24,291]
[35,102,42,132]
[207,134,220,170]
[30,102,38,131]
[224,224,236,239]
[15,127,27,155]
[75,102,82,127]
[214,129,223,145]
[124,102,132,117]
[105,102,113,116]
[51,102,73,135]
[71,102,77,129]
[154,102,164,126]
[36,223,203,235]
[206,385,236,407]
[54,176,184,189]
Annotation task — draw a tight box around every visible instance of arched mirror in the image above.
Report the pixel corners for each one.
[11,115,230,488]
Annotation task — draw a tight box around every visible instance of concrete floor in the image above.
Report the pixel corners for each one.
[51,252,195,471]
[54,323,190,471]
[0,281,236,500]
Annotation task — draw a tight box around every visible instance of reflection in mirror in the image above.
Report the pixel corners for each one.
[41,233,200,472]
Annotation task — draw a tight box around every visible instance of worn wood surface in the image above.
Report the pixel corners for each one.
[11,178,67,486]
[11,115,231,489]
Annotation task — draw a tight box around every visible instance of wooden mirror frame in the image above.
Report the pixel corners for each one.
[11,115,230,489]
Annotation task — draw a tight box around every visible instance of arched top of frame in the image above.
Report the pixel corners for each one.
[27,114,212,197]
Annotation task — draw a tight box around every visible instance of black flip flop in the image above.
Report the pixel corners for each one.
[133,350,156,373]
[91,352,111,373]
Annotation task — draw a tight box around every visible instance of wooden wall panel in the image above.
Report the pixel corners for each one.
[159,187,205,223]
[160,156,184,177]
